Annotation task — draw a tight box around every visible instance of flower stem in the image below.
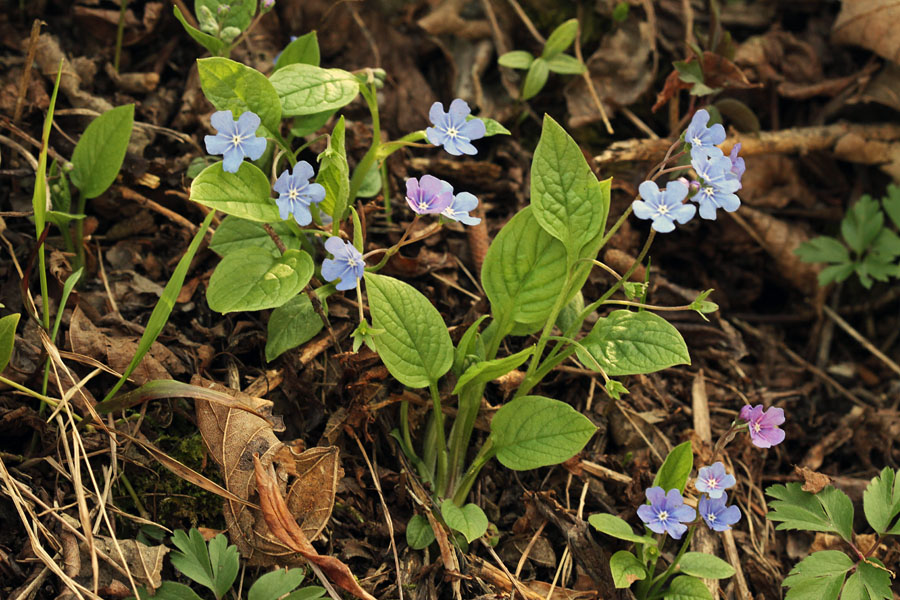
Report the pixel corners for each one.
[645,526,695,599]
[429,380,449,497]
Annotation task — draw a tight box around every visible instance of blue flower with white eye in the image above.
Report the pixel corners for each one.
[695,462,736,499]
[406,175,454,215]
[426,99,486,156]
[321,237,365,291]
[204,110,267,173]
[632,180,696,233]
[691,155,741,220]
[273,161,326,226]
[442,192,481,226]
[699,492,741,532]
[684,109,726,161]
[637,487,696,539]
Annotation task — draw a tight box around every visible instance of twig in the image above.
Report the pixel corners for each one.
[119,186,198,233]
[505,0,545,44]
[15,20,43,123]
[821,303,900,377]
[574,5,612,134]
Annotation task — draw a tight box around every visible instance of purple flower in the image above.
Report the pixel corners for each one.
[728,143,745,181]
[204,110,267,173]
[406,175,453,215]
[426,99,486,156]
[637,487,696,539]
[273,161,326,226]
[684,109,726,161]
[262,0,275,8]
[691,154,741,220]
[632,180,696,233]
[740,404,785,448]
[442,192,481,226]
[322,237,365,291]
[695,462,736,499]
[699,492,741,532]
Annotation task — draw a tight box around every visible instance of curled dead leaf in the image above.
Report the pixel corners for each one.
[833,0,900,64]
[794,465,833,494]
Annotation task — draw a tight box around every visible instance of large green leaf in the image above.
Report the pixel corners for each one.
[269,64,359,117]
[862,466,900,534]
[190,162,279,222]
[782,551,853,600]
[652,441,693,494]
[575,310,690,376]
[766,484,855,542]
[0,313,20,373]
[248,567,305,600]
[198,57,282,134]
[663,575,713,600]
[440,500,488,543]
[137,581,205,600]
[210,216,302,257]
[481,206,568,325]
[531,115,608,263]
[207,248,313,313]
[588,513,657,545]
[265,293,326,361]
[365,273,453,388]
[274,31,320,71]
[676,553,735,579]
[609,550,646,588]
[69,104,134,199]
[489,395,596,470]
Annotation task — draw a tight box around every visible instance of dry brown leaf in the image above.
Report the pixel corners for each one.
[794,465,833,494]
[833,0,900,64]
[71,536,168,592]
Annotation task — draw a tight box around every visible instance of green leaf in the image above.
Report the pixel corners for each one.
[0,313,20,373]
[274,31,320,71]
[545,54,586,75]
[207,248,314,313]
[290,110,336,137]
[541,19,579,58]
[406,514,435,549]
[356,166,382,199]
[207,533,239,599]
[531,115,608,264]
[452,315,487,376]
[863,467,900,534]
[69,104,134,199]
[248,568,306,600]
[841,195,883,255]
[210,216,301,257]
[674,60,704,85]
[766,483,855,542]
[857,560,893,600]
[265,293,326,361]
[173,6,226,56]
[871,227,900,259]
[713,98,761,133]
[653,441,693,494]
[882,184,900,230]
[269,64,359,117]
[198,57,281,136]
[452,346,534,393]
[521,57,549,100]
[609,550,646,588]
[196,0,256,32]
[498,50,533,70]
[136,581,206,600]
[365,273,453,388]
[472,115,510,137]
[441,500,488,543]
[663,575,713,600]
[316,116,350,222]
[612,2,630,21]
[490,395,597,470]
[817,262,856,287]
[169,529,217,595]
[190,162,279,222]
[676,552,735,579]
[284,587,326,600]
[588,513,657,545]
[782,551,853,600]
[575,310,690,376]
[794,236,850,265]
[481,206,568,326]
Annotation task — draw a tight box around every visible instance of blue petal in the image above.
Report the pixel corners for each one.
[441,138,464,156]
[324,236,348,257]
[292,203,312,226]
[242,136,267,161]
[273,170,292,194]
[455,140,478,155]
[459,118,486,141]
[638,180,661,203]
[205,134,230,156]
[304,182,326,204]
[293,160,315,182]
[321,259,346,284]
[645,487,666,505]
[222,148,243,173]
[210,110,235,134]
[426,127,446,147]
[698,200,719,220]
[334,267,358,290]
[428,101,446,126]
[631,200,655,221]
[236,111,262,135]
[671,203,696,224]
[277,197,291,221]
[652,216,676,233]
[448,98,471,125]
[666,522,688,539]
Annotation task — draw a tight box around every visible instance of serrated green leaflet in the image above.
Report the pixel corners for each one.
[173,5,226,56]
[855,560,893,600]
[198,57,282,134]
[794,236,850,265]
[782,551,853,600]
[766,483,855,542]
[841,195,883,255]
[137,581,205,600]
[0,313,20,373]
[365,273,453,388]
[269,64,359,116]
[481,207,567,326]
[207,248,313,313]
[490,395,596,470]
[653,441,693,494]
[190,162,279,222]
[405,514,435,549]
[588,513,657,545]
[609,550,646,588]
[265,293,326,361]
[316,116,350,223]
[863,467,900,534]
[274,31,320,71]
[452,346,533,394]
[575,310,690,376]
[210,216,301,257]
[69,104,134,199]
[676,553,735,579]
[170,529,238,600]
[664,575,713,599]
[248,567,305,600]
[441,500,488,543]
[531,115,608,264]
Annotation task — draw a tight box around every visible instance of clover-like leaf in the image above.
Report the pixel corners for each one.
[782,550,853,600]
[863,467,900,534]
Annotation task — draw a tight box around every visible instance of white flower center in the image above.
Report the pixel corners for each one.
[707,512,717,522]
[692,136,702,146]
[753,422,762,433]
[346,255,361,267]
[289,187,300,200]
[417,200,429,211]
[445,126,459,138]
[706,477,719,489]
[656,204,670,216]
[703,187,715,198]
[657,510,669,523]
[230,134,244,147]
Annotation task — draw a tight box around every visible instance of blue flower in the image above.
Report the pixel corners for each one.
[684,109,726,161]
[637,487,696,539]
[273,161,326,226]
[321,237,365,291]
[691,155,741,220]
[695,462,736,499]
[442,192,481,226]
[204,110,267,173]
[632,180,696,233]
[728,143,745,182]
[406,175,453,215]
[426,99,486,156]
[698,492,741,532]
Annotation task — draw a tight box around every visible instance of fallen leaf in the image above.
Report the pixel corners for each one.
[794,465,833,493]
[832,0,900,64]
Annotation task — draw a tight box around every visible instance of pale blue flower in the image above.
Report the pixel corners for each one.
[699,492,741,532]
[426,99,486,156]
[684,109,726,161]
[406,175,453,215]
[632,180,696,233]
[637,487,696,539]
[695,462,736,499]
[321,237,365,291]
[691,155,741,220]
[273,161,326,226]
[728,143,745,181]
[442,192,481,225]
[204,110,267,173]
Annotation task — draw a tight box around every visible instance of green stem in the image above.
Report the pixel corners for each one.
[0,375,59,407]
[113,0,129,73]
[348,83,381,206]
[451,438,495,506]
[380,160,391,224]
[119,472,149,519]
[445,383,485,493]
[73,191,86,274]
[645,526,695,599]
[429,380,449,497]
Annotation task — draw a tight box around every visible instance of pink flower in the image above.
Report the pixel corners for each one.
[740,404,785,448]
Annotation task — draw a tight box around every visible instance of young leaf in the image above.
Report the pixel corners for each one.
[766,483,855,542]
[316,116,350,222]
[609,550,646,588]
[653,441,693,494]
[440,500,488,543]
[136,581,206,600]
[794,236,850,265]
[0,313,20,373]
[190,162,279,222]
[275,31,320,71]
[169,529,217,595]
[210,216,301,257]
[531,115,608,264]
[266,293,327,361]
[489,395,597,470]
[841,195,883,255]
[365,273,453,388]
[782,550,853,600]
[269,64,359,116]
[545,54,586,75]
[196,0,255,32]
[575,310,690,376]
[676,552,735,579]
[284,587,327,600]
[541,19,579,58]
[664,575,714,600]
[862,467,900,534]
[475,116,511,137]
[207,248,314,313]
[452,346,534,394]
[452,315,488,376]
[248,568,306,600]
[406,514,435,550]
[521,57,549,100]
[588,513,657,545]
[173,5,226,56]
[198,58,282,135]
[69,104,134,199]
[817,262,856,287]
[498,50,534,70]
[206,533,239,599]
